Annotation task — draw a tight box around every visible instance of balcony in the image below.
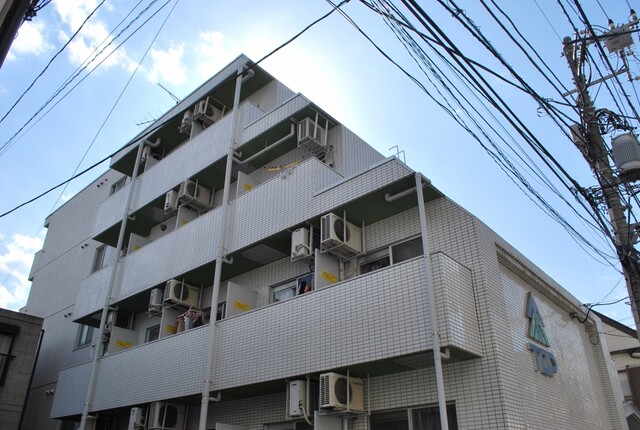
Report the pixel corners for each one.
[53,256,480,417]
[92,114,233,241]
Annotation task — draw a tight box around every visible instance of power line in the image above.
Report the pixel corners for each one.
[0,0,183,293]
[0,0,164,157]
[397,0,616,258]
[533,0,563,41]
[0,0,107,127]
[355,0,615,262]
[0,0,352,219]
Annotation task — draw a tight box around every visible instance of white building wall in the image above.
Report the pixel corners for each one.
[245,80,296,113]
[500,264,625,429]
[29,56,627,430]
[109,55,251,167]
[336,125,385,175]
[93,114,232,238]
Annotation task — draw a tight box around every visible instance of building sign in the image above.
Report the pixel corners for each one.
[525,292,557,377]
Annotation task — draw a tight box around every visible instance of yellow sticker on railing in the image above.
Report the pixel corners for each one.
[243,183,253,191]
[115,340,132,349]
[234,300,251,311]
[322,271,337,283]
[166,325,176,334]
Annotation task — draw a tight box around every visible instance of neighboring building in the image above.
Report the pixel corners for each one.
[0,308,42,430]
[594,310,640,429]
[22,55,627,429]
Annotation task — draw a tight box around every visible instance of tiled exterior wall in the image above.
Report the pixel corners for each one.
[245,80,296,114]
[54,170,626,429]
[211,259,430,389]
[109,55,250,167]
[337,126,385,175]
[93,114,232,238]
[31,56,627,429]
[431,252,481,357]
[242,95,310,144]
[500,264,626,429]
[54,258,436,417]
[0,309,43,430]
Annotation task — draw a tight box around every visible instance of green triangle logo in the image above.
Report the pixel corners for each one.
[526,293,550,347]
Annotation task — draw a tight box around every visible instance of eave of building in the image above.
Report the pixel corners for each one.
[109,55,276,175]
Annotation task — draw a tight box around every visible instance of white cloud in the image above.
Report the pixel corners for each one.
[146,44,187,85]
[54,0,136,71]
[0,234,43,310]
[6,20,53,61]
[195,31,233,81]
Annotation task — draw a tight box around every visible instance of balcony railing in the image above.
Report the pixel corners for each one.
[54,256,480,416]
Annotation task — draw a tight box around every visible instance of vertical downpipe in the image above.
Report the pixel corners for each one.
[415,173,449,430]
[79,139,146,430]
[198,66,248,430]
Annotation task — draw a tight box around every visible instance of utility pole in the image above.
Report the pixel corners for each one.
[563,30,640,338]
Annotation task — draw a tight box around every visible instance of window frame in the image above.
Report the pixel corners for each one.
[370,404,458,430]
[145,324,161,343]
[359,235,424,275]
[91,244,113,273]
[0,323,19,387]
[75,324,94,349]
[110,177,126,195]
[271,273,315,303]
[272,280,297,303]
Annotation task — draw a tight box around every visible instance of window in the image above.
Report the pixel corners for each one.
[360,236,423,274]
[371,409,408,430]
[392,237,423,263]
[76,324,94,349]
[411,405,458,430]
[273,281,296,302]
[145,325,160,342]
[0,323,18,387]
[272,274,314,303]
[370,405,458,430]
[92,245,114,273]
[216,302,226,321]
[110,177,126,195]
[360,249,391,274]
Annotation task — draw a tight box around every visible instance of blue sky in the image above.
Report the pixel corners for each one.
[0,0,636,326]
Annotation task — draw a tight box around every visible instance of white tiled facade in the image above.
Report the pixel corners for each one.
[23,55,626,430]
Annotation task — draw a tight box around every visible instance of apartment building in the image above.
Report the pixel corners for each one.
[21,55,626,430]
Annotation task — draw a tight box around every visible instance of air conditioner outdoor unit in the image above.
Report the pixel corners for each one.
[320,213,362,255]
[288,380,307,418]
[148,288,163,312]
[164,190,179,212]
[291,227,312,261]
[164,279,200,308]
[298,118,326,151]
[178,179,212,208]
[319,372,364,413]
[128,407,146,430]
[193,97,223,125]
[148,402,185,430]
[178,110,193,134]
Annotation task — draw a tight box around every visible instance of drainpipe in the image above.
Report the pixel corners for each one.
[415,172,449,430]
[241,122,296,164]
[199,66,251,430]
[79,138,147,430]
[18,329,44,430]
